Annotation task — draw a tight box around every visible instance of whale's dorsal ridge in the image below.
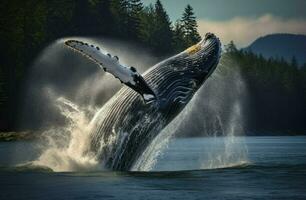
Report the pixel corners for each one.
[64,39,156,104]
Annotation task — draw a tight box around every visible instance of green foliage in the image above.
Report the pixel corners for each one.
[138,5,156,45]
[224,41,238,53]
[139,2,201,54]
[224,41,306,132]
[299,64,306,95]
[0,66,7,108]
[1,0,305,132]
[110,0,130,38]
[172,20,187,52]
[45,1,75,39]
[291,56,298,69]
[150,0,173,54]
[128,0,144,40]
[181,4,201,46]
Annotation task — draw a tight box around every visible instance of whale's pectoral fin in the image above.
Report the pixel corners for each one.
[64,40,156,104]
[125,74,156,104]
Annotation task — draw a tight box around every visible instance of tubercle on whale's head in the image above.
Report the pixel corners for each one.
[184,32,221,84]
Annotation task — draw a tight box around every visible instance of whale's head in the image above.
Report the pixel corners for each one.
[149,33,221,113]
[182,32,221,85]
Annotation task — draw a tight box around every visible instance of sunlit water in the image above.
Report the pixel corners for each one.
[0,136,306,200]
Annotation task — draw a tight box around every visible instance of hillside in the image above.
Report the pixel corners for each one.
[244,33,306,66]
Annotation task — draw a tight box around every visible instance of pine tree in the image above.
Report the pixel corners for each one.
[291,56,298,69]
[92,0,114,35]
[70,0,92,35]
[139,4,156,45]
[181,4,201,46]
[224,41,237,53]
[45,0,74,39]
[152,0,173,54]
[110,0,130,38]
[172,20,187,52]
[127,0,144,41]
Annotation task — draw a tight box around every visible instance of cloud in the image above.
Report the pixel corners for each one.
[198,14,306,47]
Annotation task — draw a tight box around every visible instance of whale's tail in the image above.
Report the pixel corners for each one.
[64,40,156,104]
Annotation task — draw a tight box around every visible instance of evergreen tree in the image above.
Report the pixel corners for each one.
[3,0,306,132]
[291,56,298,69]
[91,0,114,35]
[181,4,201,46]
[128,0,144,40]
[301,64,306,94]
[70,0,92,35]
[45,1,74,40]
[139,4,156,45]
[151,0,173,54]
[224,41,237,53]
[110,0,130,38]
[172,20,187,52]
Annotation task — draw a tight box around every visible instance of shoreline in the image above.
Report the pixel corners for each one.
[0,131,39,142]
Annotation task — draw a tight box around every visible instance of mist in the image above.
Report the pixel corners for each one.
[18,37,159,130]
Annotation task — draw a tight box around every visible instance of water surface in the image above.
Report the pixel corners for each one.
[0,136,305,200]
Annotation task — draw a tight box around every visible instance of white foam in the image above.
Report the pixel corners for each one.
[32,94,100,172]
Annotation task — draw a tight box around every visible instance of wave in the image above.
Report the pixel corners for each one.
[0,163,246,173]
[0,163,54,173]
[0,163,306,179]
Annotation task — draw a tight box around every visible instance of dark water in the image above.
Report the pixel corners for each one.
[0,136,306,200]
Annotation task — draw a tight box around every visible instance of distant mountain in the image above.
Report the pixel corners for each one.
[243,34,306,67]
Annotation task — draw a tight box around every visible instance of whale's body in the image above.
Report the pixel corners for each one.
[65,33,221,170]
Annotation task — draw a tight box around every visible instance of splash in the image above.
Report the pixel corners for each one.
[24,37,248,172]
[131,117,178,171]
[132,88,197,171]
[21,37,157,172]
[132,55,250,171]
[199,56,249,169]
[32,90,100,172]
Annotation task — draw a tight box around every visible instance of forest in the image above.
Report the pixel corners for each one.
[0,0,305,134]
[224,43,306,134]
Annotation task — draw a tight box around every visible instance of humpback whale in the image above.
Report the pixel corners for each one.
[65,33,221,170]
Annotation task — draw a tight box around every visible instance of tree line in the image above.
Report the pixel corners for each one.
[225,42,306,134]
[0,0,305,134]
[0,0,201,130]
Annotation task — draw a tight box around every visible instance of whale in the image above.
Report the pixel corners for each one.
[65,33,221,170]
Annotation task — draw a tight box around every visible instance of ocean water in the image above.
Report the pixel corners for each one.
[0,136,305,200]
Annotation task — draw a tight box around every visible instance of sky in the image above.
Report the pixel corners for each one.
[144,0,306,47]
